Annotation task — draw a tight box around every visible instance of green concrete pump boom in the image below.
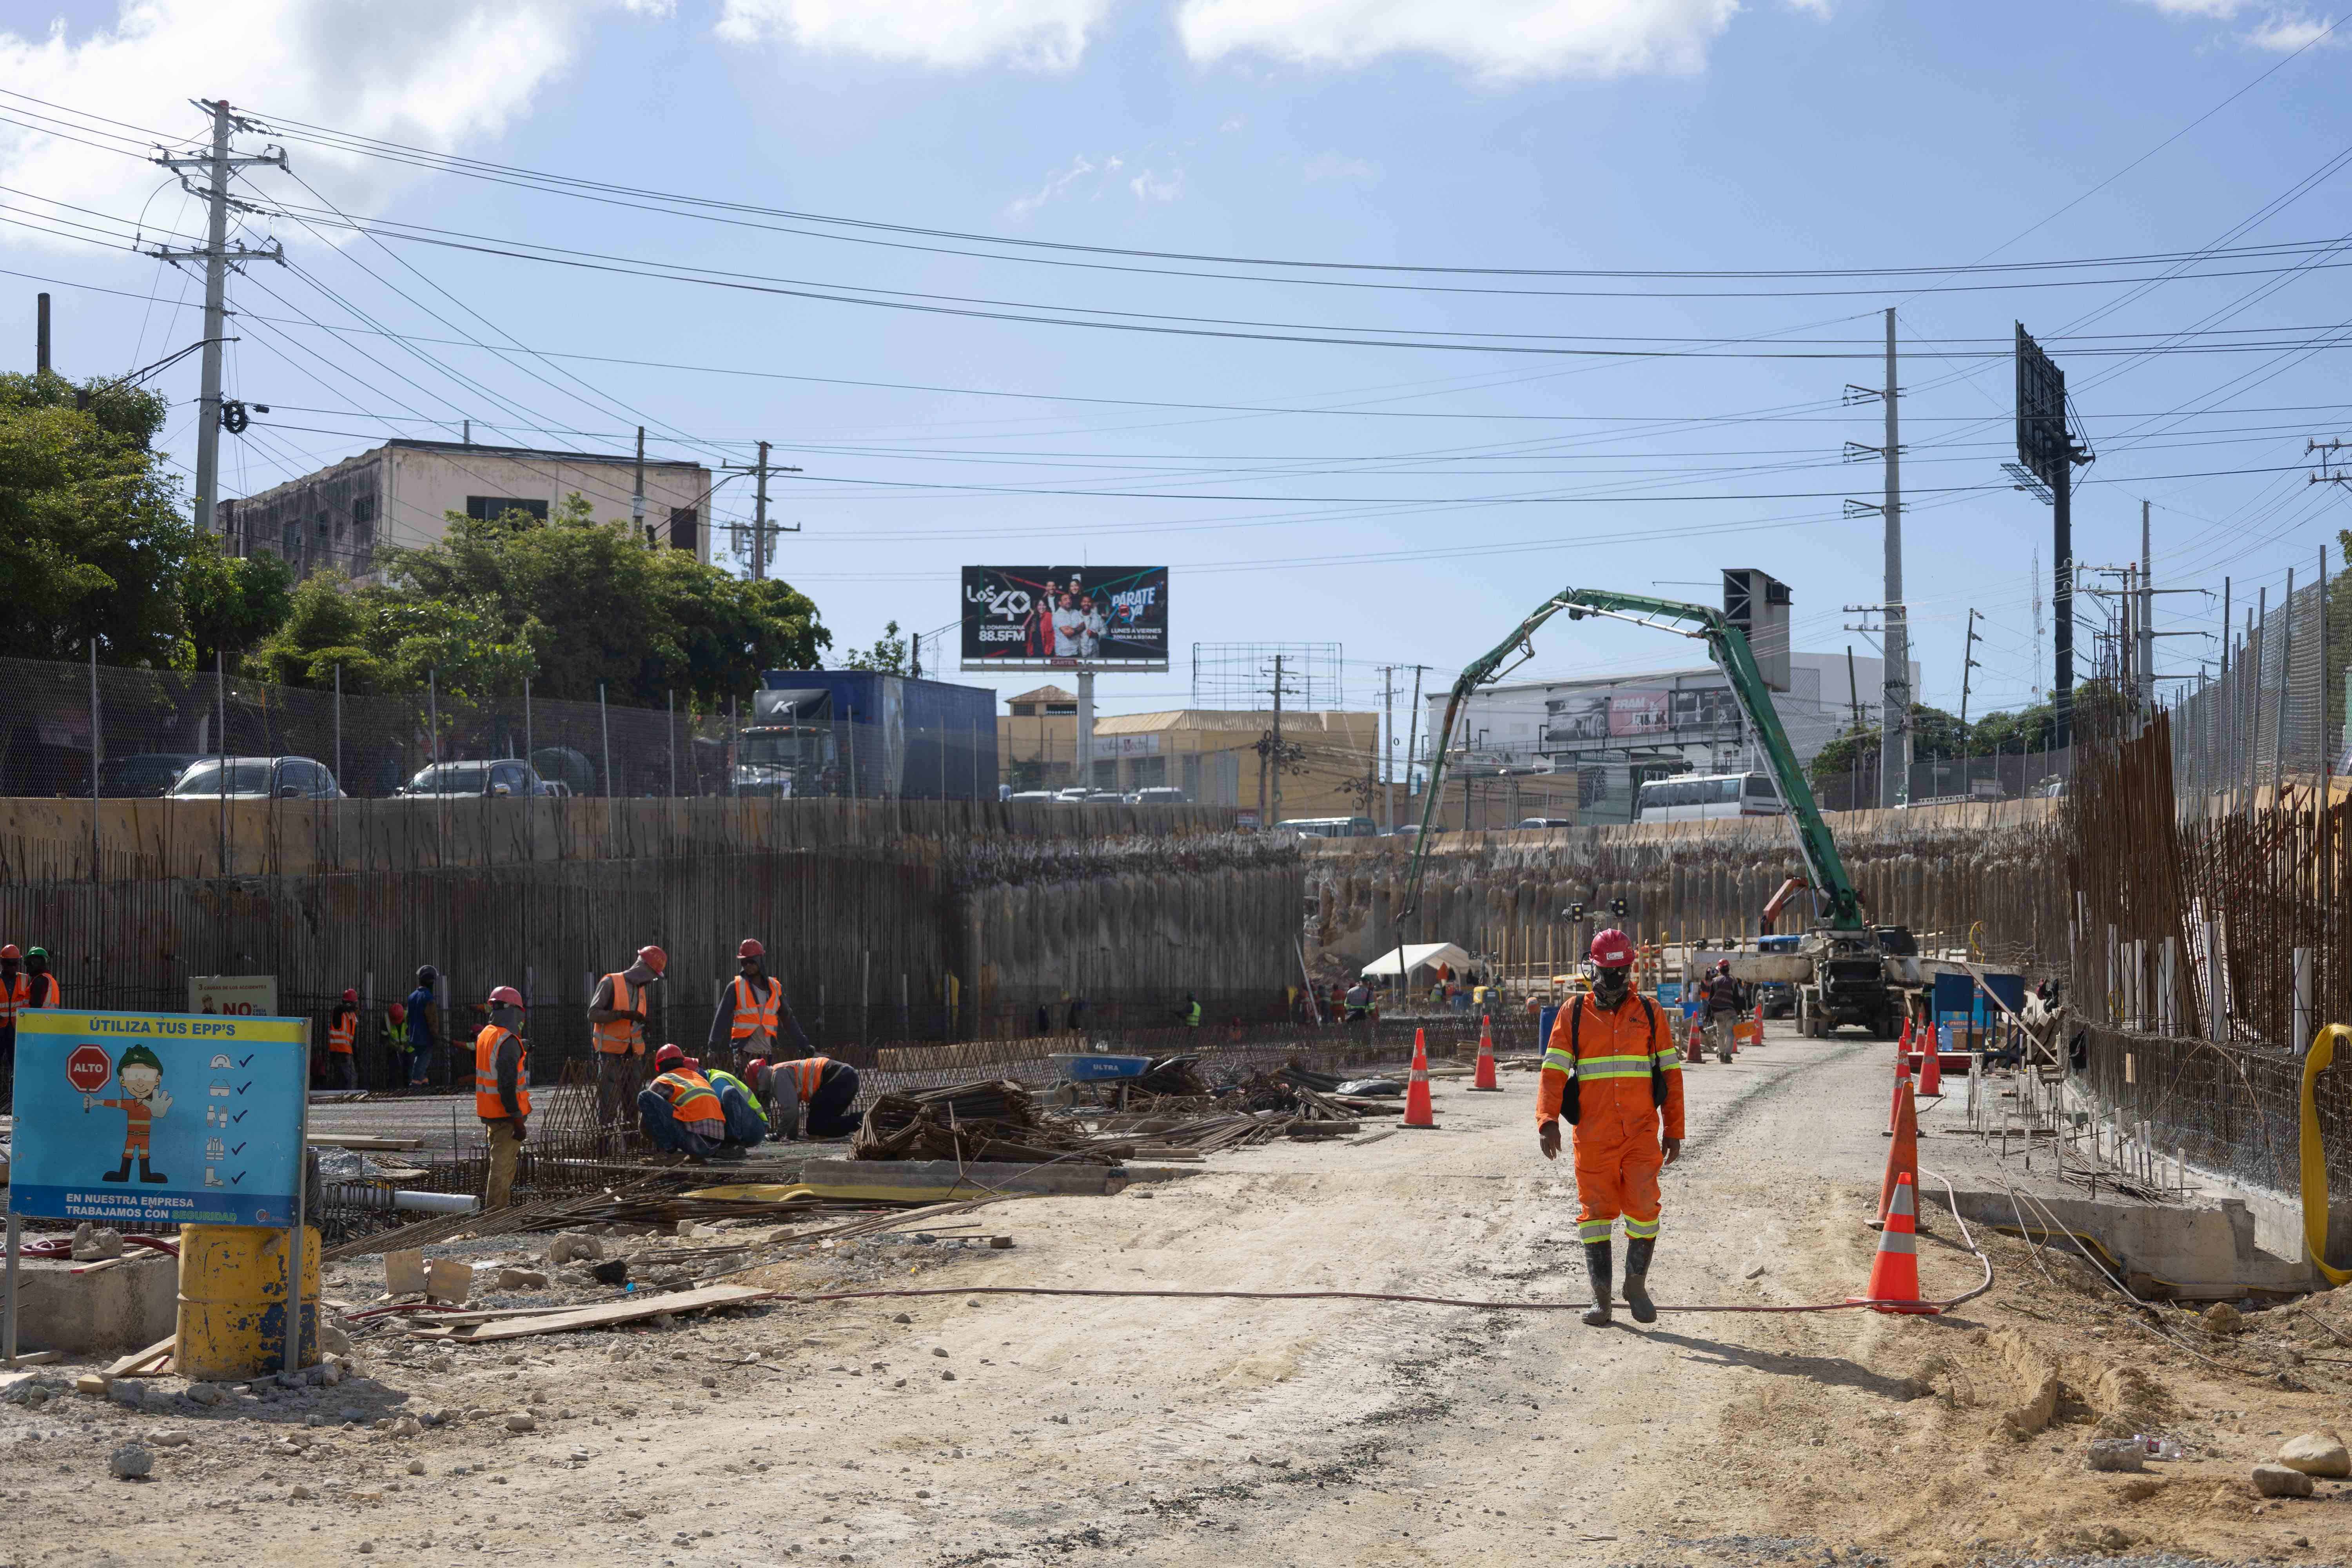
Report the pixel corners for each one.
[1396,586,1864,940]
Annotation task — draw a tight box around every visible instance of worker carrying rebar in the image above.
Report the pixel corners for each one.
[639,1043,734,1163]
[474,985,531,1210]
[744,1053,862,1140]
[589,945,667,1126]
[706,938,809,1074]
[1537,927,1684,1327]
[1700,958,1748,1066]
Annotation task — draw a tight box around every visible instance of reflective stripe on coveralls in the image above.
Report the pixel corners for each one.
[728,976,779,1041]
[707,1068,768,1127]
[594,973,644,1056]
[0,972,25,1025]
[782,1056,833,1102]
[328,1013,357,1053]
[648,1068,724,1124]
[1538,993,1684,1246]
[473,1024,531,1119]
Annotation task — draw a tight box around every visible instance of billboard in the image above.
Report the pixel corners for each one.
[962,566,1169,670]
[2015,324,2069,492]
[1608,691,1671,738]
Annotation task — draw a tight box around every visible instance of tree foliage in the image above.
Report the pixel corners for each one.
[838,619,909,673]
[0,370,191,666]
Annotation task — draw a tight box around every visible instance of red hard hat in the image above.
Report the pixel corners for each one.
[0,944,17,960]
[486,985,524,1007]
[737,938,764,960]
[342,988,358,1003]
[1589,928,1635,969]
[1715,958,1731,973]
[654,1043,686,1068]
[637,944,669,975]
[744,1057,768,1078]
[387,1001,407,1024]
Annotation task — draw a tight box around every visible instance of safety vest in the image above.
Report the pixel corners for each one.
[328,1009,357,1054]
[0,973,25,1027]
[706,1068,768,1127]
[1183,1002,1200,1027]
[20,972,58,1011]
[728,975,779,1042]
[594,973,646,1056]
[473,1024,531,1120]
[648,1068,724,1125]
[779,1056,832,1104]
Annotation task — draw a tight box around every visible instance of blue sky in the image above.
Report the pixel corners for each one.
[4,0,2348,724]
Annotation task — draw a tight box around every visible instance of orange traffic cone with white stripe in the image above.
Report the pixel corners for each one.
[1886,1047,1912,1136]
[1850,1172,1940,1314]
[1916,1036,1943,1097]
[1896,1014,1913,1055]
[1402,1028,1437,1127]
[1470,1018,1501,1091]
[1871,1077,1919,1230]
[1684,1010,1705,1064]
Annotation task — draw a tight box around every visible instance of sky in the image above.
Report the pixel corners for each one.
[3,0,2349,730]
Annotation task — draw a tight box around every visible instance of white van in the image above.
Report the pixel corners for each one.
[1276,816,1379,838]
[1634,772,1784,822]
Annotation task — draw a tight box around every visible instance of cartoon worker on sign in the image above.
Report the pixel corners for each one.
[84,1043,172,1183]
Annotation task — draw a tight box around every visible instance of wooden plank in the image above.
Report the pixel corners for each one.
[306,1133,424,1151]
[406,1284,774,1343]
[104,1336,176,1378]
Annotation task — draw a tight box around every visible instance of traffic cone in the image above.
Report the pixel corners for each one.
[1684,1011,1705,1064]
[1886,1049,1913,1136]
[1402,1029,1437,1128]
[1872,1078,1919,1229]
[1897,1014,1913,1054]
[1924,1018,1939,1054]
[1849,1172,1940,1314]
[1916,1039,1943,1097]
[1470,1019,1501,1091]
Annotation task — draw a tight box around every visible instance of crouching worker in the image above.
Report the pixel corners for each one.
[1537,927,1684,1327]
[746,1054,861,1140]
[638,1044,732,1162]
[703,1063,768,1150]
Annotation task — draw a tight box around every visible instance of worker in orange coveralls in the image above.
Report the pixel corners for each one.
[1537,927,1684,1327]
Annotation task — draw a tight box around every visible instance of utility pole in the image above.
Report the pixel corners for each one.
[1402,665,1426,828]
[633,425,646,544]
[2031,547,2044,706]
[2139,499,2157,711]
[35,291,49,374]
[1958,610,1983,730]
[1381,664,1396,831]
[1880,309,1909,809]
[150,100,285,541]
[752,440,771,582]
[1844,646,1862,729]
[1269,653,1287,826]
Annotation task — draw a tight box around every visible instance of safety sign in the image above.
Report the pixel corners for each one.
[6,1011,309,1227]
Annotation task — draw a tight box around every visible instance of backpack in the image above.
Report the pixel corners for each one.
[1561,992,1666,1126]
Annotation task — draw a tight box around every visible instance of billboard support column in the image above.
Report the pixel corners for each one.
[1077,668,1095,794]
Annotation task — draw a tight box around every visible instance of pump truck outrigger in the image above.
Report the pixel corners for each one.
[1389,585,1913,1040]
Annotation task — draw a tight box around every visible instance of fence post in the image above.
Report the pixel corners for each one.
[332,663,343,863]
[667,688,676,799]
[599,681,615,849]
[88,640,100,882]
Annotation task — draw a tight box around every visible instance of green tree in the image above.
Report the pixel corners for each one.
[181,543,294,673]
[1808,722,1877,787]
[0,370,191,665]
[1968,702,2056,756]
[838,619,908,673]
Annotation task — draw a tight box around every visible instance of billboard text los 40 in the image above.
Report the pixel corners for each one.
[962,566,1169,670]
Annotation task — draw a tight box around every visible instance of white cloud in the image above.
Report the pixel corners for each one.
[0,0,662,250]
[1006,153,1112,219]
[1128,167,1183,202]
[2241,10,2336,49]
[715,0,1113,70]
[1302,151,1382,185]
[1005,151,1182,217]
[1175,0,1747,81]
[2127,1,2341,50]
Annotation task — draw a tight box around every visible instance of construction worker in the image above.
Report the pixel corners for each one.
[1180,992,1201,1028]
[639,1043,730,1161]
[1537,927,1684,1328]
[22,946,61,1009]
[473,986,530,1210]
[0,943,25,1112]
[706,939,808,1076]
[1700,958,1747,1065]
[704,1063,769,1149]
[761,1054,862,1141]
[589,945,666,1126]
[325,988,360,1090]
[405,965,440,1087]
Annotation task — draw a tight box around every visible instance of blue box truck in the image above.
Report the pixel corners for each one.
[740,671,998,800]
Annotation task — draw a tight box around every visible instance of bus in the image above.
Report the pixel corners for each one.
[1276,816,1380,838]
[1634,772,1784,823]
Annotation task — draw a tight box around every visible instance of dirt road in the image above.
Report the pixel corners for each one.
[9,1021,2350,1566]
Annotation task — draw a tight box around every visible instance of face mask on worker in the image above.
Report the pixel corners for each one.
[490,1004,524,1031]
[1593,965,1631,1005]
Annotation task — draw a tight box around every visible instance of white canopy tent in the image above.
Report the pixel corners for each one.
[1359,942,1472,982]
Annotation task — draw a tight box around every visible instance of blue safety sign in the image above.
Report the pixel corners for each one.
[7,1011,309,1227]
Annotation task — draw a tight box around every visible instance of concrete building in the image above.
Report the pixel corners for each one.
[215,439,714,581]
[1421,649,1920,825]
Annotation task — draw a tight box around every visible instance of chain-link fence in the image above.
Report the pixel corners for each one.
[0,656,1000,802]
[1812,747,2076,813]
[2165,570,2342,808]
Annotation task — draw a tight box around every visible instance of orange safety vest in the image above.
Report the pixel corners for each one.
[0,973,26,1027]
[648,1068,723,1124]
[328,1010,357,1054]
[593,973,646,1056]
[780,1056,832,1104]
[18,972,59,1012]
[473,1024,531,1120]
[728,975,779,1042]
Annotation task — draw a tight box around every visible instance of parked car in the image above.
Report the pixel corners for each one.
[167,756,345,800]
[1006,789,1058,803]
[1054,787,1092,802]
[99,751,202,798]
[1132,786,1188,806]
[396,759,555,798]
[1515,817,1575,830]
[1083,790,1127,804]
[1277,816,1379,838]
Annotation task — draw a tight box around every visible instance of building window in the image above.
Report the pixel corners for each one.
[668,505,698,553]
[1045,702,1078,715]
[465,495,548,523]
[1010,704,1037,717]
[281,520,301,562]
[352,495,375,540]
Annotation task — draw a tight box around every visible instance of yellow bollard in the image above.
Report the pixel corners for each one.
[174,1224,321,1381]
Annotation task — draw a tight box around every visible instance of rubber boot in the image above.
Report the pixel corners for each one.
[1581,1241,1614,1327]
[138,1157,168,1184]
[100,1155,132,1183]
[1622,1236,1658,1324]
